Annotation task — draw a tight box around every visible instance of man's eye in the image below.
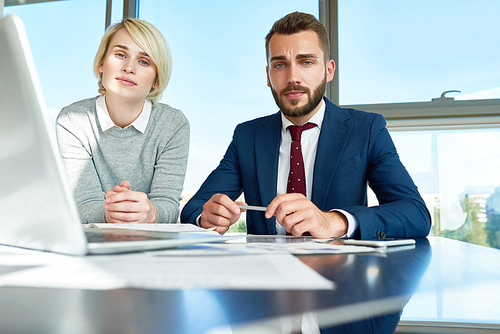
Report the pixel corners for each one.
[303,61,313,65]
[274,64,285,69]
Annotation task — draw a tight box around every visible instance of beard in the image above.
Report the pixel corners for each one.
[270,76,327,118]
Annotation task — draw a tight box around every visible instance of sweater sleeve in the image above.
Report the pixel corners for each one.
[56,107,106,223]
[148,109,190,223]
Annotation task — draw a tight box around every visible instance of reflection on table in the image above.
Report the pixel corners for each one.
[0,237,499,334]
[228,238,431,333]
[397,237,500,333]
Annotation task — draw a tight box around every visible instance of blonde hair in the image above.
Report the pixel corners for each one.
[93,18,172,106]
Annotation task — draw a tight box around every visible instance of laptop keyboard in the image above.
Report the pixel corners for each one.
[85,230,164,243]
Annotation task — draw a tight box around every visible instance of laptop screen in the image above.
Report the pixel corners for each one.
[0,14,88,255]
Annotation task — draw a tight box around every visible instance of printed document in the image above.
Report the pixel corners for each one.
[0,245,334,291]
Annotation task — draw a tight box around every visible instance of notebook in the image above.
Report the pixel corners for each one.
[0,14,227,255]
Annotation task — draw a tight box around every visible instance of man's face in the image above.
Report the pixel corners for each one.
[266,30,335,120]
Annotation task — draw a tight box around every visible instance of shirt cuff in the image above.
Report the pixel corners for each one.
[195,214,202,227]
[331,209,358,238]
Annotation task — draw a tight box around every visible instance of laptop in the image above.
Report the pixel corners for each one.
[0,14,227,255]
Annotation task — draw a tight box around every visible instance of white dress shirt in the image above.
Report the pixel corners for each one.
[196,99,358,236]
[96,94,151,133]
[275,99,358,236]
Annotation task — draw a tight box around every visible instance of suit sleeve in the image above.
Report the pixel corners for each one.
[345,114,431,239]
[180,126,244,225]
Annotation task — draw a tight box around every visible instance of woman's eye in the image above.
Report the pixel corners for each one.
[139,60,149,66]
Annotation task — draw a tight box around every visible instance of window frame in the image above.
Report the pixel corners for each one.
[325,0,500,129]
[6,0,499,128]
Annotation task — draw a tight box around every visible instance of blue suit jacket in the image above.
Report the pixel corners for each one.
[181,98,431,238]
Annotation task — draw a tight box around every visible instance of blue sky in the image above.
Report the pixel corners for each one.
[338,0,500,104]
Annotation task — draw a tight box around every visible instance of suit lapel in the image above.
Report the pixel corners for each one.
[312,99,353,209]
[255,112,281,234]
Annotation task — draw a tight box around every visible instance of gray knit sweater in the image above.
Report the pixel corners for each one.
[56,96,190,224]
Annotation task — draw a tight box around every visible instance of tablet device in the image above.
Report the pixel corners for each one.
[342,238,415,248]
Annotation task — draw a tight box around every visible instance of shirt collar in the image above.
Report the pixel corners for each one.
[96,95,152,133]
[281,98,325,131]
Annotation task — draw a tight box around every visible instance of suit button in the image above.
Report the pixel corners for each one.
[376,231,386,240]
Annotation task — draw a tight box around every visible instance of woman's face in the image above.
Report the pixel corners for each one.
[99,28,157,104]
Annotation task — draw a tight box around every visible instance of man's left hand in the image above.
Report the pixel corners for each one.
[265,194,348,238]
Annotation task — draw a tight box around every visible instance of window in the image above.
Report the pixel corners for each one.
[391,128,500,249]
[4,0,106,125]
[138,0,319,199]
[4,0,318,232]
[333,0,500,248]
[337,0,500,105]
[7,1,497,246]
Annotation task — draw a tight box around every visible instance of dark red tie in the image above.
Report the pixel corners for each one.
[287,123,317,196]
[285,123,316,236]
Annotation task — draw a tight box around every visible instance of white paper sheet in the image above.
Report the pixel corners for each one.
[147,242,376,256]
[0,257,127,290]
[85,223,218,234]
[0,245,126,290]
[87,253,335,290]
[0,245,334,291]
[247,242,376,255]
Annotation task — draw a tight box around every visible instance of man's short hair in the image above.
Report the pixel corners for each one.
[265,12,330,63]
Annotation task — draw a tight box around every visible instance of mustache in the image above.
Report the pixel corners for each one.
[280,85,310,96]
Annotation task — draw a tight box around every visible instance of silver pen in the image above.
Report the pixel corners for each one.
[237,204,267,212]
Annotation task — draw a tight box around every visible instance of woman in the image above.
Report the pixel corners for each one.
[56,18,189,224]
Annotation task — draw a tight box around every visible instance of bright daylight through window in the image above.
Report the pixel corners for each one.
[338,0,500,249]
[4,1,499,247]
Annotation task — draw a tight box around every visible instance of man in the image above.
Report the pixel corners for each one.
[181,12,431,239]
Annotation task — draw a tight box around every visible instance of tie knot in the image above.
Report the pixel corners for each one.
[287,123,317,141]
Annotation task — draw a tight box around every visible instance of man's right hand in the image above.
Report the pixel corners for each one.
[200,194,243,234]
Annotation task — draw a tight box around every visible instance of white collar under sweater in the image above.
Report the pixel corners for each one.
[96,95,151,133]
